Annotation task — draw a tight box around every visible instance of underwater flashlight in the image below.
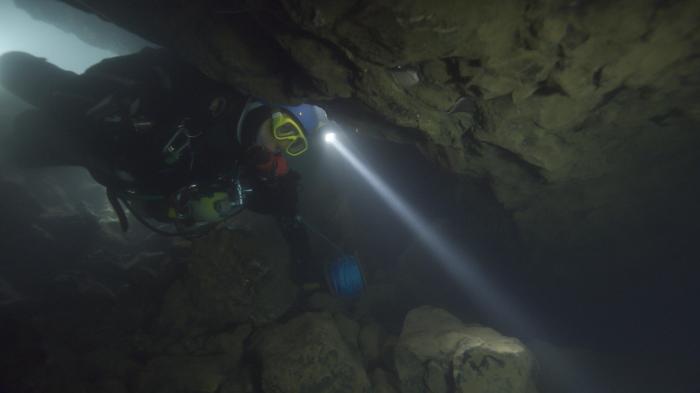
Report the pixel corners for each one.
[324,132,337,143]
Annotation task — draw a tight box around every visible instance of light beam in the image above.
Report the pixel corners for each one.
[330,139,530,328]
[327,136,596,392]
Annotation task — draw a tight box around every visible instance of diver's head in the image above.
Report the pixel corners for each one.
[261,104,329,157]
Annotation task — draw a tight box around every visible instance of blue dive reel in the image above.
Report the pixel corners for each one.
[325,254,365,298]
[298,217,366,298]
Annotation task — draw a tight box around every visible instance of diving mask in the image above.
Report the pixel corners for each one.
[271,111,309,157]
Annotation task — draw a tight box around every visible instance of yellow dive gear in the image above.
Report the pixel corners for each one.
[271,111,309,156]
[189,191,235,222]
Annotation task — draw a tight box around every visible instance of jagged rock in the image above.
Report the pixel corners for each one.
[14,0,151,54]
[157,224,296,333]
[134,324,251,393]
[253,312,371,393]
[395,306,537,393]
[61,0,700,278]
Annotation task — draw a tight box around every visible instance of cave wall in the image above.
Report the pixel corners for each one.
[13,0,152,55]
[3,3,700,391]
[56,0,700,273]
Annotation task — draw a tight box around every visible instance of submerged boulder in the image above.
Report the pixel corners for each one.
[395,306,537,393]
[133,324,252,393]
[252,312,371,393]
[157,216,297,333]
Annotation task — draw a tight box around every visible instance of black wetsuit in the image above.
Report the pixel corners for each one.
[0,49,313,279]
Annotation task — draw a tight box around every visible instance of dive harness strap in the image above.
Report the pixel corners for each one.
[107,187,129,233]
[106,188,218,237]
[105,177,249,237]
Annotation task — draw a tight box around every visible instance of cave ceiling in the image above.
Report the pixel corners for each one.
[51,0,700,258]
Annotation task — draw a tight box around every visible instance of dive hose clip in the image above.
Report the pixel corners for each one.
[163,117,201,165]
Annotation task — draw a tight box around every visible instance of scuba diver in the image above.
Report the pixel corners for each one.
[0,48,331,288]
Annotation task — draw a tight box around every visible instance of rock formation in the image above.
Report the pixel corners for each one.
[2,1,699,392]
[253,312,372,393]
[55,0,700,273]
[156,216,297,333]
[14,0,151,55]
[395,306,537,393]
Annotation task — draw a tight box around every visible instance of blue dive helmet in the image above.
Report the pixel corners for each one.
[280,104,329,139]
[237,100,329,143]
[325,254,366,298]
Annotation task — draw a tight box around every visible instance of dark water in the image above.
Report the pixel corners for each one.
[1,2,699,392]
[298,130,700,356]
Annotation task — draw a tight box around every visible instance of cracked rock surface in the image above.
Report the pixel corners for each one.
[56,0,700,266]
[395,306,537,393]
[253,312,372,393]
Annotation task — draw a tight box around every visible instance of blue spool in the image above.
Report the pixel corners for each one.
[326,255,366,298]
